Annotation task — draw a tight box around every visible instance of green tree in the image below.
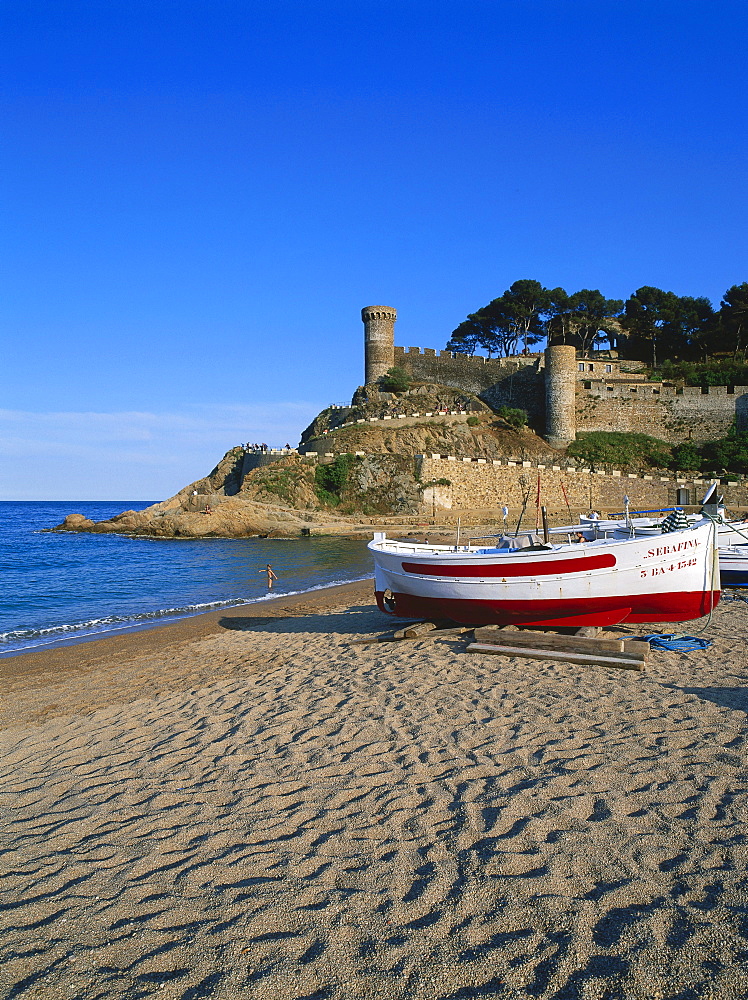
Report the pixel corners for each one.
[545,287,573,343]
[570,289,624,354]
[448,296,527,358]
[502,279,551,353]
[666,295,716,361]
[623,287,680,368]
[624,288,716,365]
[495,405,528,429]
[446,317,485,356]
[720,283,748,359]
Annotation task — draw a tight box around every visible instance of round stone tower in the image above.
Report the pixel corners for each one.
[362,305,397,385]
[544,344,577,447]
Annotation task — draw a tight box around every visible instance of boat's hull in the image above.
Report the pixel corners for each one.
[719,546,748,587]
[717,523,748,546]
[374,588,717,626]
[371,522,720,627]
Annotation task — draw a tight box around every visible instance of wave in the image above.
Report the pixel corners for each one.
[0,575,372,653]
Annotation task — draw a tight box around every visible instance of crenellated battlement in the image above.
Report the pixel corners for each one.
[586,381,748,400]
[393,345,540,367]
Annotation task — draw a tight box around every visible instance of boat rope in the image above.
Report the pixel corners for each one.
[687,513,720,633]
[626,515,722,637]
[640,633,714,651]
[724,521,748,544]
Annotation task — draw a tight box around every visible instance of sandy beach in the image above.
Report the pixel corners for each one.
[2,581,748,999]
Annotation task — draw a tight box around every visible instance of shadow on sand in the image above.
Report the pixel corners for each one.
[218,605,389,637]
[664,684,748,714]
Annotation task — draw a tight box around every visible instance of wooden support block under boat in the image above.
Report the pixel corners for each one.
[473,626,650,660]
[466,642,646,671]
[394,621,438,639]
[349,624,471,645]
[393,619,458,639]
[405,625,472,640]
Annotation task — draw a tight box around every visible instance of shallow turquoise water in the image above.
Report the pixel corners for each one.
[0,501,373,655]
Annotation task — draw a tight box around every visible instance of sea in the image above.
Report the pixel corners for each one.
[0,501,374,657]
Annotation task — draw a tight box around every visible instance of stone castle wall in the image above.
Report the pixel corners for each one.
[578,382,748,444]
[415,455,748,512]
[299,448,748,513]
[393,347,546,425]
[390,344,747,444]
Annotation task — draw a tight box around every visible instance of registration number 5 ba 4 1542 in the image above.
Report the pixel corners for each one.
[641,557,698,578]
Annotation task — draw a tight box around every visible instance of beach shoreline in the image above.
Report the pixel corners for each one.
[0,577,376,680]
[0,576,376,663]
[2,587,748,997]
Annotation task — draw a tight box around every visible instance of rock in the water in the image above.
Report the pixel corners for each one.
[59,513,95,530]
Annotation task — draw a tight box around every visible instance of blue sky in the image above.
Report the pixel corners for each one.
[3,0,747,499]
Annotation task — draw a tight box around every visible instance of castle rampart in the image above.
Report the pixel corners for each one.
[393,346,546,424]
[578,382,748,443]
[300,449,748,511]
[415,455,748,511]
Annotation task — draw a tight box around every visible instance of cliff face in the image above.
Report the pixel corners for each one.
[301,382,561,464]
[305,416,556,465]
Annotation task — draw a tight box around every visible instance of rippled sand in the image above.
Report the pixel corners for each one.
[2,583,748,999]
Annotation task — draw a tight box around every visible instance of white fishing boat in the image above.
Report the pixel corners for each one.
[579,511,748,544]
[369,517,720,628]
[578,485,748,546]
[717,545,748,587]
[714,521,748,546]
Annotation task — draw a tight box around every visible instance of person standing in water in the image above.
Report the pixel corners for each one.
[260,564,278,589]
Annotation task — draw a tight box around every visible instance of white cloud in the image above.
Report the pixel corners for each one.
[0,402,325,499]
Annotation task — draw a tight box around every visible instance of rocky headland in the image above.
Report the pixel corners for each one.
[51,382,564,539]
